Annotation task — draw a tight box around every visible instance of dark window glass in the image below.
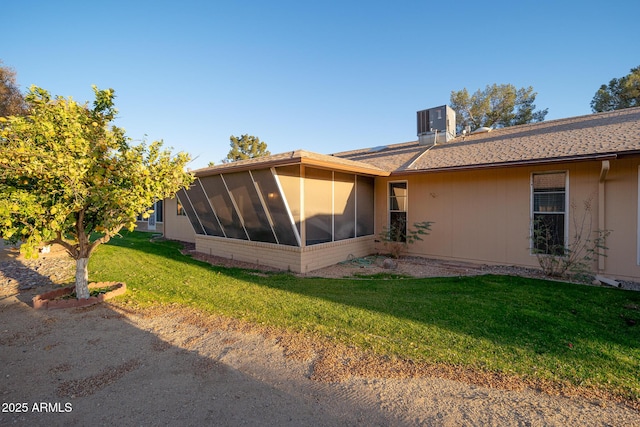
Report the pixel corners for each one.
[389,182,407,242]
[533,213,565,255]
[177,189,205,235]
[389,182,407,211]
[334,172,355,241]
[200,175,247,240]
[223,171,277,243]
[275,165,301,237]
[356,176,374,236]
[184,182,225,236]
[389,211,407,243]
[305,168,332,245]
[532,172,566,255]
[155,200,163,223]
[176,199,187,216]
[252,169,299,246]
[533,193,565,212]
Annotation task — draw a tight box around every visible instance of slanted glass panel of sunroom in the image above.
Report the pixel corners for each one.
[200,174,246,240]
[252,168,299,246]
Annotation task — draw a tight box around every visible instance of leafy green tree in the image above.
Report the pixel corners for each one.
[223,134,270,163]
[0,61,27,117]
[0,86,193,299]
[591,66,640,112]
[450,84,548,132]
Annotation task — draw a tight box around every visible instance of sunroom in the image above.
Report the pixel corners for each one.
[176,150,388,272]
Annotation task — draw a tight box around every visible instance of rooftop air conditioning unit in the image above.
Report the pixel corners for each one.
[417,105,456,145]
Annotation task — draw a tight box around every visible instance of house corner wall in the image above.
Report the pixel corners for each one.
[163,197,196,243]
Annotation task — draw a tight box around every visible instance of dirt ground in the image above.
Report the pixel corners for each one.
[1,243,639,426]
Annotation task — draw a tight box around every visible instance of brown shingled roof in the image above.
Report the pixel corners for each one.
[194,108,640,177]
[193,149,389,177]
[330,140,426,171]
[336,107,640,173]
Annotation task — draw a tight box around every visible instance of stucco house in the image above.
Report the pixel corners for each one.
[161,105,640,281]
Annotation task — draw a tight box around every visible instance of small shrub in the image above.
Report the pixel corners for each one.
[379,220,433,259]
[532,198,610,279]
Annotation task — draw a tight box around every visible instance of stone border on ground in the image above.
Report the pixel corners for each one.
[32,282,126,310]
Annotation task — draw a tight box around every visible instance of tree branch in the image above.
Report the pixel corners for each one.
[47,231,77,259]
[87,224,124,256]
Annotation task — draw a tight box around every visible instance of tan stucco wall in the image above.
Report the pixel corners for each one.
[164,157,640,279]
[195,235,376,273]
[375,158,640,281]
[163,197,196,243]
[601,157,640,280]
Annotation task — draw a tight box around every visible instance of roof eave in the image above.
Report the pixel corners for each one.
[194,156,301,177]
[298,157,390,176]
[391,153,621,175]
[194,154,389,178]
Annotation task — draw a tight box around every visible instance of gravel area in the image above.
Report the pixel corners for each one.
[0,244,74,292]
[182,243,640,291]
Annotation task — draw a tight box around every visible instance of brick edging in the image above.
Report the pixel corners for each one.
[32,282,127,310]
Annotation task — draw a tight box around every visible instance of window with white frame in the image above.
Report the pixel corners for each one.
[389,181,408,243]
[532,172,567,255]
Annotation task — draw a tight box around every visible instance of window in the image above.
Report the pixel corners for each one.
[389,182,407,243]
[356,176,375,236]
[532,172,566,255]
[177,168,375,247]
[200,174,246,240]
[305,168,333,245]
[155,200,163,223]
[176,188,205,235]
[224,171,277,243]
[251,168,299,246]
[184,181,225,237]
[276,165,302,237]
[334,172,356,241]
[136,200,163,222]
[176,198,187,216]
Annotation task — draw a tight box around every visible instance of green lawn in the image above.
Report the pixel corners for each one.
[89,232,640,401]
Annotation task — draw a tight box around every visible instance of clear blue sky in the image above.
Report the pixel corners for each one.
[4,1,639,169]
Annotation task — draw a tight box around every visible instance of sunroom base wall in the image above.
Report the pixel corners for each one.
[195,235,376,273]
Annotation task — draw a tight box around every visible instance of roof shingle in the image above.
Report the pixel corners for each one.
[335,107,640,172]
[195,107,640,176]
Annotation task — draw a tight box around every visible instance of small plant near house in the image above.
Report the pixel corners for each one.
[532,198,610,279]
[379,220,433,259]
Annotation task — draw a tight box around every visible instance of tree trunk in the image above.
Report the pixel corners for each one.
[75,258,90,299]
